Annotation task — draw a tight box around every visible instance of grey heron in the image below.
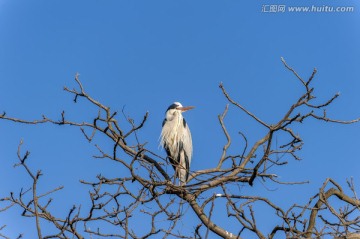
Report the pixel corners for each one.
[160,102,194,185]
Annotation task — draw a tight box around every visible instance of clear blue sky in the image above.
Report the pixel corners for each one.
[0,0,359,238]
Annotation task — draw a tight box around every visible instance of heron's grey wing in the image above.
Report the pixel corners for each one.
[182,119,193,166]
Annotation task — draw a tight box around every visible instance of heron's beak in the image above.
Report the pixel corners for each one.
[177,106,195,112]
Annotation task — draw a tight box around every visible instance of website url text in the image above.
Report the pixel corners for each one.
[261,5,355,13]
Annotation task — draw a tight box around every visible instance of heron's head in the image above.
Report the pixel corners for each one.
[165,102,194,121]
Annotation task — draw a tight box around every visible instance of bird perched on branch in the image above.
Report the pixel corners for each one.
[160,102,194,185]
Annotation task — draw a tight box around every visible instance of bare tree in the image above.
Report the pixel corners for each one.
[0,58,360,239]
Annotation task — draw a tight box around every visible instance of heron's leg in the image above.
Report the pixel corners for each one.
[173,167,178,185]
[180,178,186,186]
